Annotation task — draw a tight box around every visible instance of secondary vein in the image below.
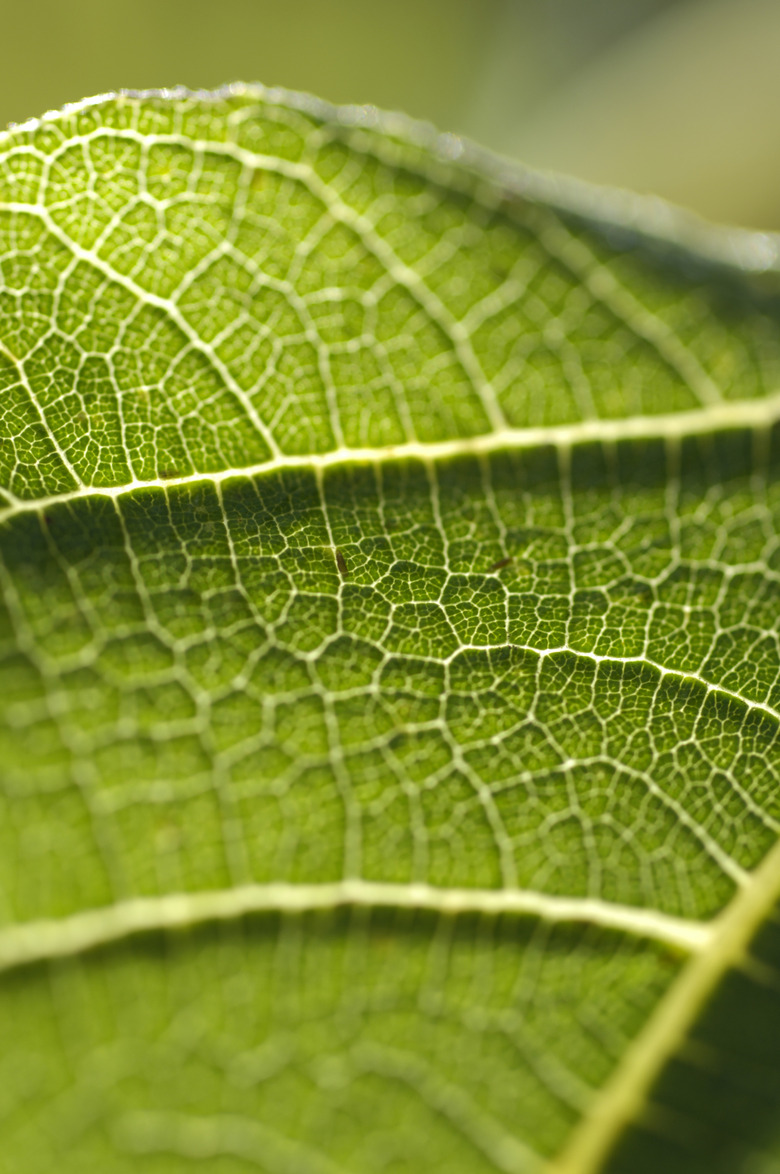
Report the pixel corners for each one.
[0,881,710,976]
[0,390,778,525]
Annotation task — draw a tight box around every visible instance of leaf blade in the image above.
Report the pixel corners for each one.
[1,88,780,1172]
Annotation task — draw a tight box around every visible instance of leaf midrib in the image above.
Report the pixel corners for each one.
[549,831,780,1174]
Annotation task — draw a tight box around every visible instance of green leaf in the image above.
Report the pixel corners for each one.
[1,86,780,1173]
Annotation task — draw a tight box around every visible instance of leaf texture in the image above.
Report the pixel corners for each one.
[1,87,780,1173]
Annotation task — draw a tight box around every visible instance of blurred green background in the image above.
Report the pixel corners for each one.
[2,0,779,229]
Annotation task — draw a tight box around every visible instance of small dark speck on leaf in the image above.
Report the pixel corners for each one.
[336,549,349,577]
[488,556,513,573]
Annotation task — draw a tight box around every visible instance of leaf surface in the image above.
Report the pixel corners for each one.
[1,87,780,1173]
